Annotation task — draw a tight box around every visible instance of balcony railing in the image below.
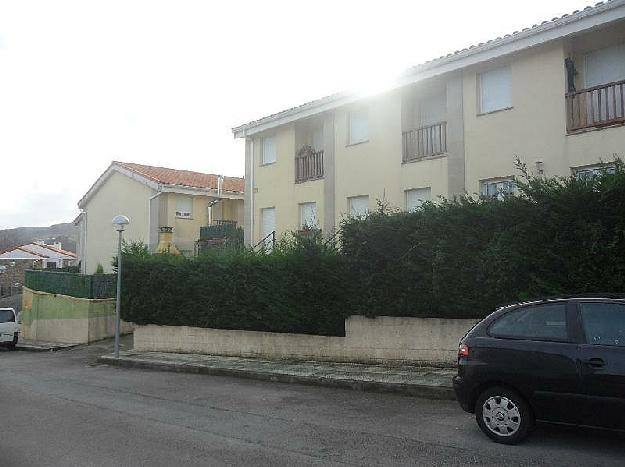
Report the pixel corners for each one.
[295,148,324,183]
[402,122,447,162]
[199,221,237,240]
[566,79,625,133]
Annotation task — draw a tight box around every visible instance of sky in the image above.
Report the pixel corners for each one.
[0,0,594,229]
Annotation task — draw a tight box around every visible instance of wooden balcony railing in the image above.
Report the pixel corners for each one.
[402,122,447,162]
[295,148,324,183]
[566,79,625,133]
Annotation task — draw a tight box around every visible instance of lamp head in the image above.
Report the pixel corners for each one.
[112,215,130,232]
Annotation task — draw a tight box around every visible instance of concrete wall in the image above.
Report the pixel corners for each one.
[20,287,133,344]
[134,315,477,365]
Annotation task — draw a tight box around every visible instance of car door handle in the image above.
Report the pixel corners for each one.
[584,357,606,368]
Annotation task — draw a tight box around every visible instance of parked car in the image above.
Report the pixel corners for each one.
[0,307,19,350]
[453,297,625,444]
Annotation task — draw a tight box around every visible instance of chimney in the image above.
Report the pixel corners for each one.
[156,227,181,255]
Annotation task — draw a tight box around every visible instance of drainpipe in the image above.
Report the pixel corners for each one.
[249,138,254,246]
[147,189,162,251]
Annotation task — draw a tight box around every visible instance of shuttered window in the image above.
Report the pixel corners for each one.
[478,66,512,114]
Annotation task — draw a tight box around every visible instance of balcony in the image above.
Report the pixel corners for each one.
[566,79,625,133]
[402,121,447,163]
[295,146,324,183]
[199,220,238,240]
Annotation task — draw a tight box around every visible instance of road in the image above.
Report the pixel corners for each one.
[1,339,624,466]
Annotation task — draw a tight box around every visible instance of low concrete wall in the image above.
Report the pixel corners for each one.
[134,316,477,365]
[20,287,133,344]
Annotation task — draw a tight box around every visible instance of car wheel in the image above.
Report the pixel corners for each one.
[8,334,18,351]
[475,386,533,445]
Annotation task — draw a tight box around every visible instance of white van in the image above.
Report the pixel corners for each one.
[0,308,19,350]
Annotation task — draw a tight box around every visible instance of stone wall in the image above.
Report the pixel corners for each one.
[134,316,477,365]
[20,287,133,344]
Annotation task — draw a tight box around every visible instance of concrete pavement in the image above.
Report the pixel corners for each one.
[98,350,456,399]
[1,338,625,466]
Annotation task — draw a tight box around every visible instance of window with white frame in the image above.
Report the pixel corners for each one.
[348,109,368,145]
[261,136,277,164]
[574,164,616,181]
[405,188,431,212]
[478,66,512,114]
[260,207,276,249]
[175,195,193,218]
[299,202,318,229]
[480,179,515,200]
[348,195,369,217]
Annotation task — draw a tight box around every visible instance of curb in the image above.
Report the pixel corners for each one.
[97,355,456,400]
[16,343,80,352]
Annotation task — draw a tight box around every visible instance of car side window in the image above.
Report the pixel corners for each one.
[489,303,568,341]
[580,302,625,347]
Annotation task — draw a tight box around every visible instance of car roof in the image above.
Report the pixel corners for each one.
[495,295,625,312]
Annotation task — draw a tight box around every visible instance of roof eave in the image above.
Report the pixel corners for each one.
[232,0,625,138]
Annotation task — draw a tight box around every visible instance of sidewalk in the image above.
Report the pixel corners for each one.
[98,351,457,400]
[17,339,80,352]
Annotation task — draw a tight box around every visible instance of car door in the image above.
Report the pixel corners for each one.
[483,301,583,424]
[577,300,625,430]
[0,308,16,343]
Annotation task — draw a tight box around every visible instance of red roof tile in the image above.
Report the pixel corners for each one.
[114,162,245,193]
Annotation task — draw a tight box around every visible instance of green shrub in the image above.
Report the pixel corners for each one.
[121,234,350,336]
[121,160,625,331]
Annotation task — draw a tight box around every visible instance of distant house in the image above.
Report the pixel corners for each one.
[75,161,245,273]
[0,242,77,295]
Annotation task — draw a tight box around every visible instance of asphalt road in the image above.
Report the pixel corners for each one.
[1,339,624,466]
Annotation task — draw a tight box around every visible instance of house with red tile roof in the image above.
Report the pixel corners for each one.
[0,241,78,295]
[75,161,244,273]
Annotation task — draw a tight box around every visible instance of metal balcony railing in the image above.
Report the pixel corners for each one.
[402,121,447,162]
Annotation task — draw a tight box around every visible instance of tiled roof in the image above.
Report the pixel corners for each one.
[114,162,245,193]
[233,1,624,136]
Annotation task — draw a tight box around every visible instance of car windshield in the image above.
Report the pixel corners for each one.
[0,309,15,323]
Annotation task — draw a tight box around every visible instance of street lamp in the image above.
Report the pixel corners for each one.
[112,215,130,358]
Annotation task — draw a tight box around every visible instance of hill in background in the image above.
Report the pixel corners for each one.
[0,223,77,252]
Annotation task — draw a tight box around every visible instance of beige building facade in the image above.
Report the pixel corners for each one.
[76,162,244,273]
[234,2,625,246]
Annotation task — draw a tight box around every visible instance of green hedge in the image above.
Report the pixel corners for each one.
[121,236,350,336]
[120,162,625,331]
[341,162,625,318]
[24,270,116,299]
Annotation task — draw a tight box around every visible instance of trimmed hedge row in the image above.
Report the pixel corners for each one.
[24,270,116,299]
[121,237,350,336]
[120,162,625,333]
[342,163,625,318]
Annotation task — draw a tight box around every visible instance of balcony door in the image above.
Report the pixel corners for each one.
[583,44,625,123]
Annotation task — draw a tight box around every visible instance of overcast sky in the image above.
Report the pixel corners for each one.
[0,0,592,229]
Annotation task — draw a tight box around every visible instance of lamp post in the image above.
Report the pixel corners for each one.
[112,215,130,358]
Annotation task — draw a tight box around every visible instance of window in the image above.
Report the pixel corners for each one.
[0,309,15,323]
[574,165,616,181]
[478,66,512,114]
[348,196,369,217]
[584,44,625,88]
[46,262,57,269]
[581,302,625,347]
[348,109,368,145]
[299,202,317,229]
[260,207,276,249]
[480,179,515,200]
[176,195,193,218]
[419,91,446,127]
[489,303,568,341]
[405,188,431,212]
[261,136,277,164]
